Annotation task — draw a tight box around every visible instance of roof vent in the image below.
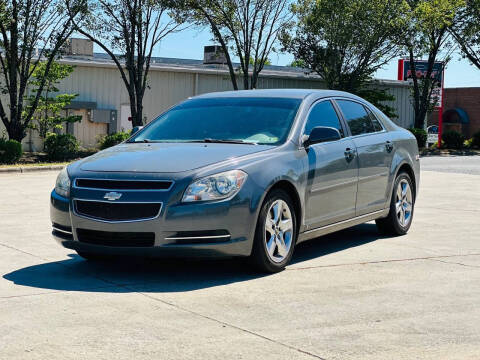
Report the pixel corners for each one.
[203,45,227,65]
[64,38,93,57]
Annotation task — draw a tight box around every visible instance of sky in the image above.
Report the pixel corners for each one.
[103,26,480,89]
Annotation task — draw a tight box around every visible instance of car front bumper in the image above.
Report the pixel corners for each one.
[50,182,260,258]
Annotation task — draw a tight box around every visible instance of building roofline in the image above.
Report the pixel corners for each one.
[57,54,411,87]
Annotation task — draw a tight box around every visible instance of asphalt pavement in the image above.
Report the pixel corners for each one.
[420,155,480,175]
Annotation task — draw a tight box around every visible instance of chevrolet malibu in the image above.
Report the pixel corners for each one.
[51,89,419,273]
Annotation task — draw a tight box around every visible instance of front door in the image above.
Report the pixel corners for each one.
[304,100,359,229]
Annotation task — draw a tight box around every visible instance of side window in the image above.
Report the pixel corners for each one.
[336,100,375,136]
[304,100,344,137]
[365,107,384,132]
[372,107,391,129]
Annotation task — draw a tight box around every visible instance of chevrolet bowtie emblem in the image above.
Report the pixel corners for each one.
[104,192,123,201]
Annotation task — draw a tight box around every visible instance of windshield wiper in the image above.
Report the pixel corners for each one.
[129,139,153,143]
[202,138,257,145]
[128,138,257,145]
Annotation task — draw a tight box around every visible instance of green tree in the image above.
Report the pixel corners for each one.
[356,87,398,119]
[450,0,480,70]
[288,59,306,68]
[26,62,82,148]
[402,0,465,129]
[67,0,186,128]
[280,0,406,115]
[249,57,271,66]
[281,0,406,91]
[183,0,292,90]
[0,0,85,142]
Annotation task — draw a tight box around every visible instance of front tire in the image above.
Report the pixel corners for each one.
[250,189,297,273]
[376,171,415,235]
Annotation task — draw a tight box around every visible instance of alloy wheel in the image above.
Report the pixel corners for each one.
[264,199,294,263]
[396,179,413,227]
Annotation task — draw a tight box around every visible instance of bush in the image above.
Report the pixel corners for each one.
[0,138,23,164]
[442,130,465,149]
[408,128,427,148]
[98,131,131,150]
[472,130,480,149]
[44,133,79,161]
[429,139,448,149]
[464,138,474,149]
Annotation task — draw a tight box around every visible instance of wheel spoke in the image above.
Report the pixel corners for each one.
[396,185,403,201]
[279,218,292,232]
[395,200,402,215]
[266,217,275,231]
[272,202,282,224]
[276,236,288,257]
[266,235,276,257]
[404,201,412,213]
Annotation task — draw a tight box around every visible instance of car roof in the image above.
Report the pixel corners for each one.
[193,89,363,100]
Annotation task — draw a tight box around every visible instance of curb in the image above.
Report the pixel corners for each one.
[0,165,65,173]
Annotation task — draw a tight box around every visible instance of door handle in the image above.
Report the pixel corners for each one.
[344,148,355,162]
[385,141,394,153]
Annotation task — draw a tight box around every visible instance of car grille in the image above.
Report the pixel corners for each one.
[75,179,173,190]
[74,200,161,222]
[77,229,155,247]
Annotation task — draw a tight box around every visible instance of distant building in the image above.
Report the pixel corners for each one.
[1,39,415,151]
[429,87,480,138]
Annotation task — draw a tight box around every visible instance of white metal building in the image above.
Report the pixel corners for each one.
[1,39,414,150]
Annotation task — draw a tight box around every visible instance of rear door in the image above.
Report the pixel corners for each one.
[335,99,394,216]
[303,100,359,229]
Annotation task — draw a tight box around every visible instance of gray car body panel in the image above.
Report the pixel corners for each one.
[51,89,420,257]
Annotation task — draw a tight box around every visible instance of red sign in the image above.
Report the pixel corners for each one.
[398,59,445,146]
[398,59,444,109]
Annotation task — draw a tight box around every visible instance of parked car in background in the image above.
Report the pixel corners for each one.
[51,89,420,272]
[427,125,439,147]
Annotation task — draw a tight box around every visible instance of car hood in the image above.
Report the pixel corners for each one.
[79,142,274,173]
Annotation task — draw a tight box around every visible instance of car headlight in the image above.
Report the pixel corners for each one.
[182,170,248,202]
[55,167,71,198]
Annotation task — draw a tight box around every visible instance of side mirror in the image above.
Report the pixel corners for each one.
[131,126,144,135]
[303,126,341,147]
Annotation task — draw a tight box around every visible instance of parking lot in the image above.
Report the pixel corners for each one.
[0,156,479,359]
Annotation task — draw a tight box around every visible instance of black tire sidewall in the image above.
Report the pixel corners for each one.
[390,172,415,234]
[252,189,297,272]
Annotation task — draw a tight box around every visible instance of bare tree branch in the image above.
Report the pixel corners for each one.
[66,0,186,127]
[0,0,84,141]
[186,0,292,90]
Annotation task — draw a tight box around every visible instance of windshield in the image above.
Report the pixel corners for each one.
[130,97,302,145]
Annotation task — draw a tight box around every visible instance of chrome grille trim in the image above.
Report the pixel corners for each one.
[73,178,174,192]
[52,226,73,235]
[165,235,231,240]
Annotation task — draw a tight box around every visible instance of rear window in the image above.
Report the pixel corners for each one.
[336,100,376,136]
[365,107,384,132]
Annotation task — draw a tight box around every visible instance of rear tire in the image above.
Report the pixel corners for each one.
[376,171,415,235]
[250,189,297,273]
